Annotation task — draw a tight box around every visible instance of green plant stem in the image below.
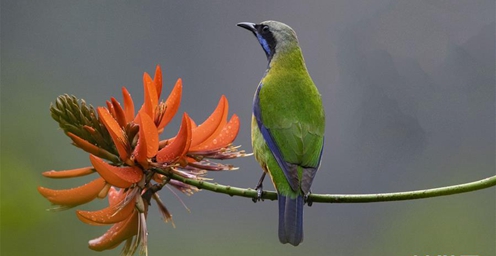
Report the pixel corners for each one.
[163,171,496,203]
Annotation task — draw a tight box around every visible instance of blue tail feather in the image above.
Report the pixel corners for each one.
[278,194,304,246]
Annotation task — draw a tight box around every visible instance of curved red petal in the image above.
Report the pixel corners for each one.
[141,113,159,158]
[76,192,136,225]
[157,78,182,131]
[88,210,138,251]
[191,114,240,151]
[153,65,163,98]
[111,97,127,128]
[108,186,122,206]
[66,132,120,163]
[97,107,130,161]
[190,118,197,129]
[122,87,135,123]
[37,177,106,207]
[133,114,147,166]
[190,95,229,151]
[106,101,116,118]
[133,113,159,166]
[89,154,142,188]
[190,95,228,147]
[156,113,192,163]
[66,132,103,155]
[142,72,158,118]
[42,167,95,179]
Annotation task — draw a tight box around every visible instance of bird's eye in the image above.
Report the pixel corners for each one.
[262,26,269,33]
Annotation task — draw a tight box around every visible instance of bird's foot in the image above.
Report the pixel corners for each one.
[252,184,264,203]
[304,192,313,207]
[252,172,267,203]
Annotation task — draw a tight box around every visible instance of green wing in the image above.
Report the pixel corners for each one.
[257,70,325,194]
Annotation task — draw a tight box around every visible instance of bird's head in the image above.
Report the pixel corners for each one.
[237,20,299,63]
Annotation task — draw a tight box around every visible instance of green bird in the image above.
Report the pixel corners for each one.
[237,21,325,246]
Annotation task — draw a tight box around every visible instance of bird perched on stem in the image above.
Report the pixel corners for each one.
[237,20,325,246]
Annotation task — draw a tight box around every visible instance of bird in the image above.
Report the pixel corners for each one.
[237,20,325,246]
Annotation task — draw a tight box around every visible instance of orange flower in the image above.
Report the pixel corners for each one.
[39,65,248,255]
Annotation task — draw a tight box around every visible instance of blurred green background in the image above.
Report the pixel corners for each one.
[1,1,494,255]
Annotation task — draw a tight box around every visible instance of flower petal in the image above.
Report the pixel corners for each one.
[141,113,159,157]
[66,132,120,163]
[156,113,192,163]
[122,87,135,123]
[190,114,240,151]
[97,107,130,161]
[111,97,127,128]
[107,186,121,206]
[88,210,138,251]
[76,190,137,225]
[141,72,158,119]
[133,113,159,166]
[190,96,230,151]
[190,118,197,129]
[157,78,182,131]
[89,154,143,188]
[42,167,95,179]
[106,101,116,119]
[37,177,106,207]
[190,95,228,147]
[153,65,162,98]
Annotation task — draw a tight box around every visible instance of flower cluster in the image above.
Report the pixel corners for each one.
[38,65,248,255]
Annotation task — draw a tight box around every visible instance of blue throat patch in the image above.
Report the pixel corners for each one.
[256,34,271,57]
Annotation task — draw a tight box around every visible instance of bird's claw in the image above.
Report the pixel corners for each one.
[304,192,313,207]
[252,184,264,203]
[252,172,266,203]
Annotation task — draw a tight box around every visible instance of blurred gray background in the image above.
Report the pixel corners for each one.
[1,1,494,255]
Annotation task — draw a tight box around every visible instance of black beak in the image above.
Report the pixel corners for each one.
[237,22,256,32]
